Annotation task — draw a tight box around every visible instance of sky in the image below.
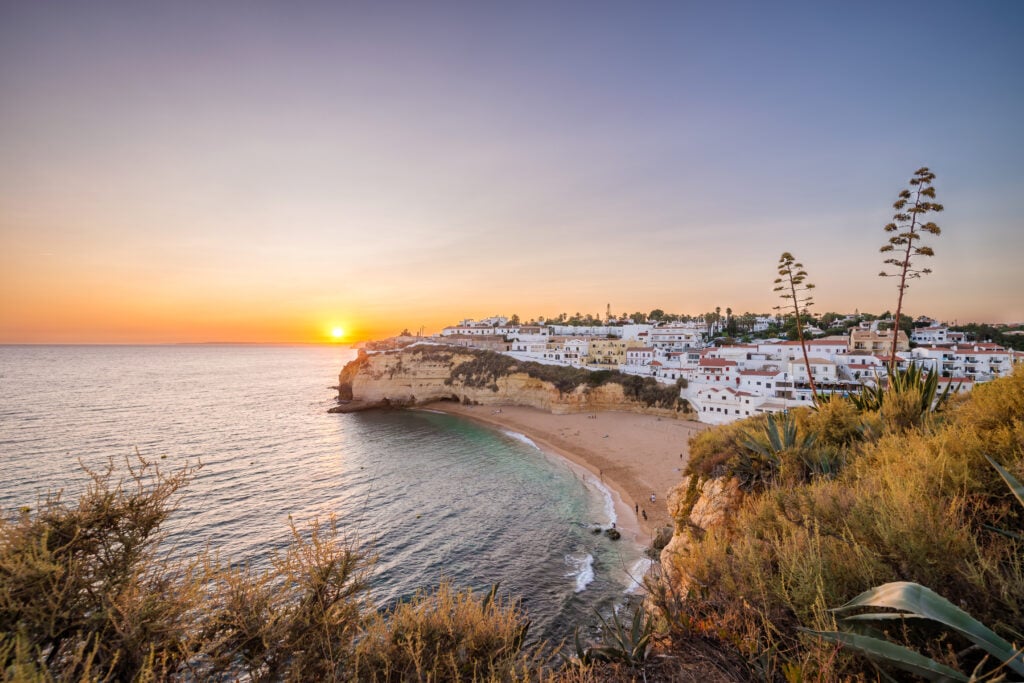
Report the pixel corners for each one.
[1,1,1022,343]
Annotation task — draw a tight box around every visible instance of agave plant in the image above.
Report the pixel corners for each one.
[741,412,816,456]
[732,412,817,490]
[806,582,1024,681]
[806,455,1024,680]
[984,454,1024,540]
[850,363,958,416]
[574,606,653,667]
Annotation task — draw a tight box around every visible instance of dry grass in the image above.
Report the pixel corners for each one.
[353,582,535,682]
[0,458,540,682]
[5,371,1022,681]
[658,368,1024,680]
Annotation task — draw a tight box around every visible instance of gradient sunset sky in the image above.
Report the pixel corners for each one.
[2,2,1022,343]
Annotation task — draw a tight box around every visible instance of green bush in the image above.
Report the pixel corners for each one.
[444,348,681,409]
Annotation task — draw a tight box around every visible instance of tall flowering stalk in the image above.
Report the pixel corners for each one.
[879,167,944,370]
[774,252,817,401]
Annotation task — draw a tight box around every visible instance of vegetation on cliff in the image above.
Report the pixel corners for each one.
[654,367,1024,680]
[340,345,687,412]
[0,458,540,682]
[444,348,684,410]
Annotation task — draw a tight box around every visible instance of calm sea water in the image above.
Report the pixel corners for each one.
[0,345,647,640]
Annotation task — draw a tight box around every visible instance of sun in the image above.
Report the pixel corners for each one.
[331,327,344,340]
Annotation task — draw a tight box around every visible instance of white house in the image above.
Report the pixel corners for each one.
[649,325,704,350]
[737,369,786,397]
[911,326,951,345]
[442,324,519,337]
[693,357,740,386]
[690,386,773,425]
[625,346,655,367]
[912,344,1013,381]
[787,358,838,385]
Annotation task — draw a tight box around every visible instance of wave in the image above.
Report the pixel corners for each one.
[499,429,616,527]
[624,558,654,594]
[565,553,595,593]
[501,429,540,450]
[583,476,616,527]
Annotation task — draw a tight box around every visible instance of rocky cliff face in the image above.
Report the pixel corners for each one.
[331,345,682,417]
[659,475,744,591]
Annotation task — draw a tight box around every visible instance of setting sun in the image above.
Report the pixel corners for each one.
[331,327,344,340]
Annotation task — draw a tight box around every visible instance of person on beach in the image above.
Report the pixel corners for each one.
[635,503,638,515]
[642,509,647,521]
[650,493,656,503]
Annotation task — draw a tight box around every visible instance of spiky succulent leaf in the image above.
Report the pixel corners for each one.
[804,629,967,682]
[833,582,1024,676]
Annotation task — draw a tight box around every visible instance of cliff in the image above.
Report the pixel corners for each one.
[331,345,687,417]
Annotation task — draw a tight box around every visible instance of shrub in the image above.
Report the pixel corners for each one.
[659,368,1024,680]
[0,458,540,682]
[354,583,532,681]
[0,457,202,681]
[686,417,764,479]
[201,516,372,681]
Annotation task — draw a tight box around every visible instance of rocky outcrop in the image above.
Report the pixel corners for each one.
[659,475,744,590]
[331,345,684,417]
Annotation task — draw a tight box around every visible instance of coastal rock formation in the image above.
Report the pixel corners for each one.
[659,475,744,590]
[332,345,685,417]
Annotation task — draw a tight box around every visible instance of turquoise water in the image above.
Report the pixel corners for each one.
[0,344,648,640]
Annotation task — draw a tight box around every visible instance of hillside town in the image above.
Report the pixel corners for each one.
[364,312,1024,425]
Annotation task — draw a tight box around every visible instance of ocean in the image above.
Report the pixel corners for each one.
[0,344,648,641]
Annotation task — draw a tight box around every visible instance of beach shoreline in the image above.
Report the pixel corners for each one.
[419,402,707,543]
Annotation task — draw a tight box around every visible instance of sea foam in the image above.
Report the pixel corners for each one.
[624,558,655,594]
[501,429,616,527]
[585,476,617,527]
[566,553,595,593]
[502,429,540,450]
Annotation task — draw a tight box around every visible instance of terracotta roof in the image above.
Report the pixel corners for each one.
[699,358,738,367]
[700,386,738,396]
[780,339,847,346]
[739,369,779,376]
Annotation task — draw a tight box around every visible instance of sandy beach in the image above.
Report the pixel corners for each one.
[421,403,708,543]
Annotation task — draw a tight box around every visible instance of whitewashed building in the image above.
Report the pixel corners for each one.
[649,325,704,350]
[625,346,656,368]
